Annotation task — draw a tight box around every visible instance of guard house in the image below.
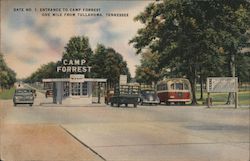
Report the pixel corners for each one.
[43,74,106,105]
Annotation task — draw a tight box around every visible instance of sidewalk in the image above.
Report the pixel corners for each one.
[0,124,105,161]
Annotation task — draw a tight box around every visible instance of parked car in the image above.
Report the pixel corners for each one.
[13,88,34,106]
[140,89,160,105]
[45,89,53,98]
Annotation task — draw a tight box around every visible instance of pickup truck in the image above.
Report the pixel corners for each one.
[110,84,140,108]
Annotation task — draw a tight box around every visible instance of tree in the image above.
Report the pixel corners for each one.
[130,0,250,104]
[25,36,131,85]
[135,50,161,84]
[91,44,131,87]
[62,36,93,64]
[61,36,93,77]
[25,62,61,83]
[0,53,16,89]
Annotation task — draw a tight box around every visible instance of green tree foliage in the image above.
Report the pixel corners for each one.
[135,50,160,84]
[130,0,250,104]
[236,53,250,82]
[61,36,93,77]
[25,37,131,85]
[0,53,16,89]
[91,44,131,87]
[25,62,62,83]
[62,36,93,63]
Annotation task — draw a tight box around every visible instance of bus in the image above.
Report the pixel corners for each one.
[156,78,192,105]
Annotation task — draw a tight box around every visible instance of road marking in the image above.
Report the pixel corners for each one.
[60,125,107,161]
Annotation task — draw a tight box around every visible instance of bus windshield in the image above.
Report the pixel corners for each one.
[175,83,184,90]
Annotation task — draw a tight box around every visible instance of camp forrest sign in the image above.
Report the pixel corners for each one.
[56,59,92,73]
[206,77,238,93]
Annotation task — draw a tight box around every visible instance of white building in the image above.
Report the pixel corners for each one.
[43,74,106,105]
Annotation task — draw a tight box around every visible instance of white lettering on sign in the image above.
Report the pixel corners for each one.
[63,59,86,65]
[57,66,91,73]
[57,59,91,73]
[206,77,238,93]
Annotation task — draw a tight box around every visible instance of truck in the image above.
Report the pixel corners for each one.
[110,84,140,107]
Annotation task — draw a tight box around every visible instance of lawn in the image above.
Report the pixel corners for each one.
[196,91,250,105]
[0,87,15,100]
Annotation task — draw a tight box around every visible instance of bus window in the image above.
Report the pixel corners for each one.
[184,83,189,90]
[170,83,175,90]
[175,83,183,90]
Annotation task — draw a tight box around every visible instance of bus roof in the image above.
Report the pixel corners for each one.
[157,78,190,84]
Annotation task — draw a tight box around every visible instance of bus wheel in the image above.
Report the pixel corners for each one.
[166,102,170,105]
[125,104,128,107]
[111,103,113,107]
[117,103,120,107]
[134,104,137,108]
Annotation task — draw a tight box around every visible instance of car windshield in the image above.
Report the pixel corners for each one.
[16,89,32,93]
[142,90,155,95]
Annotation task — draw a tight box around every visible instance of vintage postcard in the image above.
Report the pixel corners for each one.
[0,0,249,161]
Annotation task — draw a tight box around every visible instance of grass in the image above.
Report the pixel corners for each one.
[196,91,250,105]
[0,87,16,100]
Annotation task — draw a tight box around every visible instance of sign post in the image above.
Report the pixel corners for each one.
[206,77,238,108]
[207,92,211,108]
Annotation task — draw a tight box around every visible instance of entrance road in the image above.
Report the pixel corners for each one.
[0,97,249,161]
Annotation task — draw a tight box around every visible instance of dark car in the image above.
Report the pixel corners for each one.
[140,90,160,105]
[13,88,34,106]
[45,89,53,98]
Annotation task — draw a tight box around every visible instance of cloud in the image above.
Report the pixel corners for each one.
[1,0,152,78]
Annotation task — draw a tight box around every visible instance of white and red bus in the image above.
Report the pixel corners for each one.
[156,78,192,105]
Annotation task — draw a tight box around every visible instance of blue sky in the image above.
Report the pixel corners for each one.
[1,0,153,78]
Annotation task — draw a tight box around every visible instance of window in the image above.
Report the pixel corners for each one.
[63,82,69,97]
[71,83,81,96]
[170,83,175,90]
[82,82,88,95]
[175,83,184,90]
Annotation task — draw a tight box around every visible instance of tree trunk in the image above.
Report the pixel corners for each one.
[200,77,203,100]
[226,53,235,104]
[191,66,198,105]
[97,82,101,103]
[191,79,197,104]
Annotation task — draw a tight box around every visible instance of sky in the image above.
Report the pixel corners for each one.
[1,0,153,79]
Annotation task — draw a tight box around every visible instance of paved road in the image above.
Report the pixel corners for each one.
[0,93,249,160]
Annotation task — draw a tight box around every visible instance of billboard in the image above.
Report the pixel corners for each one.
[206,77,238,93]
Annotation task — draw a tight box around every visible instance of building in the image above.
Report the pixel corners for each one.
[43,74,107,105]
